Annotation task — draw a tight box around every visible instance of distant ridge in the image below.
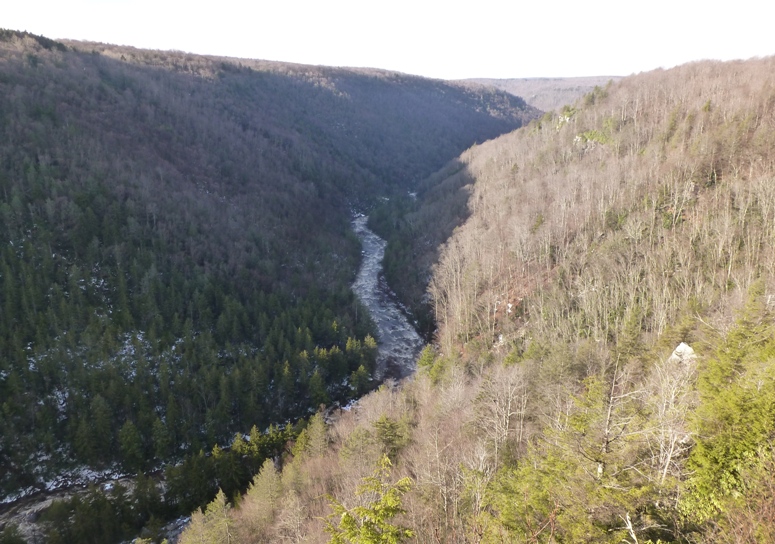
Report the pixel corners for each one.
[465,75,623,111]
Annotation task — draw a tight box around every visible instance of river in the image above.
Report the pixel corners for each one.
[351,215,425,380]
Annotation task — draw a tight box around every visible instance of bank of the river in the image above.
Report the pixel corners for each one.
[1,216,426,542]
[351,215,425,380]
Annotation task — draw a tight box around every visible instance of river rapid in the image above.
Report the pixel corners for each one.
[351,215,425,380]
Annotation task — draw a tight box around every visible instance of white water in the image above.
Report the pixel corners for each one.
[351,216,425,380]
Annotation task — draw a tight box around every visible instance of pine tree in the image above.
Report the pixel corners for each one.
[152,417,172,460]
[178,489,233,544]
[325,455,414,544]
[308,368,330,408]
[119,420,144,472]
[238,458,282,539]
[350,364,371,396]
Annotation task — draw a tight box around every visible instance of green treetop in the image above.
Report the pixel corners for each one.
[325,455,414,544]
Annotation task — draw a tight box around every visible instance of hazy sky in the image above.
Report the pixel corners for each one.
[5,1,774,79]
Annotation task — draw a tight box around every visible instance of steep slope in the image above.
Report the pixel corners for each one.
[176,57,775,544]
[0,28,538,509]
[430,58,775,353]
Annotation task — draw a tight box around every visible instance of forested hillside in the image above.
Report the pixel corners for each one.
[176,57,775,544]
[0,27,537,531]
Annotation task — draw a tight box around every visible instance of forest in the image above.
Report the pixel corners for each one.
[0,29,537,542]
[3,27,775,544]
[159,56,775,544]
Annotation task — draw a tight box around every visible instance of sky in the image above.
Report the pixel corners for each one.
[5,1,775,80]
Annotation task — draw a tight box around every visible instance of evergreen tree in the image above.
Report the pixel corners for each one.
[238,458,283,539]
[325,455,414,544]
[119,420,144,472]
[308,368,330,408]
[179,489,233,544]
[682,282,775,524]
[152,417,172,461]
[350,364,371,396]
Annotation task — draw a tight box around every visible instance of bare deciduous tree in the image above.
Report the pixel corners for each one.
[474,363,529,466]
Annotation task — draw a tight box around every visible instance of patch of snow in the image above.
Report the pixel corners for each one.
[1,487,36,505]
[51,388,69,418]
[340,398,359,412]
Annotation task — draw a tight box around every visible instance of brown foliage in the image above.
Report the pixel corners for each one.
[426,57,775,357]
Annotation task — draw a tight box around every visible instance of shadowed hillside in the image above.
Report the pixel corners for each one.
[0,28,538,527]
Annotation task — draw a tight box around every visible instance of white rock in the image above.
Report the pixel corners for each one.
[669,342,696,364]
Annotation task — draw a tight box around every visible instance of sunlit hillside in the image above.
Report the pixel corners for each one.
[176,56,775,544]
[430,59,775,355]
